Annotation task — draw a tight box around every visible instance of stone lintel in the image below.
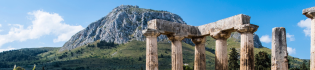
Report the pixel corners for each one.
[198,14,250,36]
[145,14,255,39]
[147,19,200,38]
[303,6,315,19]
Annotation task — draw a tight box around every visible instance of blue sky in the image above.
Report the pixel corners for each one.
[0,0,314,59]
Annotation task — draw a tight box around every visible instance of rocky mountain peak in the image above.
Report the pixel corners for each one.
[59,5,189,52]
[59,5,264,52]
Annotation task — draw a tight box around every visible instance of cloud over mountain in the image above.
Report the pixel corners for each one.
[0,10,83,48]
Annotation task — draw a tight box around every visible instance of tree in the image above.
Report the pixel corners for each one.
[14,66,25,70]
[288,57,291,69]
[138,57,142,61]
[228,48,240,70]
[290,67,300,70]
[32,64,36,70]
[254,51,271,70]
[183,65,193,70]
[300,61,307,70]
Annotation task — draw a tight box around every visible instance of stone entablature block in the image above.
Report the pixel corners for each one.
[145,14,258,38]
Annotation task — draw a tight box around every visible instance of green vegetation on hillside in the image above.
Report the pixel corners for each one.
[0,36,309,70]
[228,48,240,70]
[0,47,59,68]
[255,51,271,70]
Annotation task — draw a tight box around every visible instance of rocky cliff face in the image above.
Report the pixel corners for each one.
[59,5,192,52]
[60,5,264,52]
[230,32,263,48]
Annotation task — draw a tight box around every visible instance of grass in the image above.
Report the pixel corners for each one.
[0,36,309,70]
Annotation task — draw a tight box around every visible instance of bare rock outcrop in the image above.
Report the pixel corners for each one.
[59,5,191,52]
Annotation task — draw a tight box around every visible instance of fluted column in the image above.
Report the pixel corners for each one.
[303,7,315,70]
[313,15,315,70]
[212,31,233,70]
[237,24,259,70]
[168,35,185,70]
[271,27,288,70]
[192,37,206,70]
[143,29,160,70]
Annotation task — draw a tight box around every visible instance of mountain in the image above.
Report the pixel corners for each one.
[60,5,264,52]
[60,5,193,52]
[0,5,299,70]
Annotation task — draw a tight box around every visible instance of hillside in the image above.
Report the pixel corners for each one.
[0,37,308,70]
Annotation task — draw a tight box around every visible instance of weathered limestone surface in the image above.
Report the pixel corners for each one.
[312,17,315,70]
[168,35,185,70]
[271,27,288,70]
[198,14,250,36]
[147,19,200,37]
[237,24,258,70]
[213,32,231,70]
[143,14,259,70]
[147,14,251,38]
[303,7,315,19]
[303,7,315,70]
[142,29,160,70]
[192,37,206,70]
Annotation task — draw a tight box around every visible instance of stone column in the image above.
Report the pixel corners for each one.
[168,35,185,70]
[237,24,259,70]
[143,29,160,70]
[192,37,206,70]
[303,7,315,70]
[271,27,288,70]
[212,31,232,70]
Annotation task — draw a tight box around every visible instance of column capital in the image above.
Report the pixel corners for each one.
[211,31,233,40]
[167,35,185,41]
[303,7,315,19]
[236,24,259,34]
[191,36,206,44]
[142,28,160,37]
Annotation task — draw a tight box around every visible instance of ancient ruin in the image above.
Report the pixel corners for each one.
[271,27,288,70]
[142,14,258,70]
[303,6,315,70]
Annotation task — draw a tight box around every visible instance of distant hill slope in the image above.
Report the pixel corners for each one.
[0,37,307,70]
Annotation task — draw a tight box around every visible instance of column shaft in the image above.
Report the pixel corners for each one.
[271,27,288,70]
[193,37,206,70]
[303,7,315,70]
[312,18,315,70]
[171,39,183,70]
[146,36,159,70]
[240,32,255,70]
[215,39,228,70]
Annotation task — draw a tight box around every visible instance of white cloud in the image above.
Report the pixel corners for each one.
[0,10,84,48]
[297,18,312,36]
[260,35,271,43]
[286,33,295,41]
[287,47,296,55]
[0,24,2,27]
[0,46,15,52]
